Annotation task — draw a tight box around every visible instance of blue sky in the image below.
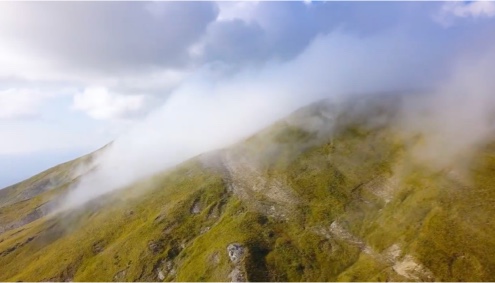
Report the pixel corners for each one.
[1,1,495,188]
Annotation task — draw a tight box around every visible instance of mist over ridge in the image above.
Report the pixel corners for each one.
[3,3,495,281]
[62,29,495,210]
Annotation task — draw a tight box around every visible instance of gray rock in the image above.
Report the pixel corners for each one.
[229,266,246,282]
[157,270,165,281]
[191,200,201,214]
[92,240,105,254]
[200,226,210,234]
[148,240,164,254]
[227,243,244,263]
[113,269,127,281]
[155,259,175,281]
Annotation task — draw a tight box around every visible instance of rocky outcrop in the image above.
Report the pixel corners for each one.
[229,267,246,282]
[190,200,201,214]
[227,243,247,282]
[92,240,105,254]
[113,268,127,281]
[148,240,164,254]
[227,243,244,263]
[155,259,175,281]
[0,200,58,235]
[324,221,434,281]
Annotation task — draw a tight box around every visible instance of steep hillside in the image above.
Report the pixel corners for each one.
[0,151,97,235]
[0,95,494,281]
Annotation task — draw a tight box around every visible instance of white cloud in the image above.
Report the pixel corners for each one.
[435,1,495,27]
[72,87,147,120]
[447,1,495,18]
[0,42,60,82]
[0,88,54,120]
[0,2,218,72]
[216,1,259,22]
[63,28,446,209]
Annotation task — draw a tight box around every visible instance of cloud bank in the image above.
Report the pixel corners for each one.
[62,23,495,209]
[1,2,495,206]
[435,1,495,27]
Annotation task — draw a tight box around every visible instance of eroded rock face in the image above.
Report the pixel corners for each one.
[227,243,244,263]
[0,200,58,235]
[392,254,434,281]
[156,260,175,281]
[229,266,246,282]
[209,252,220,265]
[148,240,164,254]
[227,243,247,282]
[157,270,165,281]
[113,269,127,281]
[191,200,201,214]
[200,226,210,234]
[92,240,105,254]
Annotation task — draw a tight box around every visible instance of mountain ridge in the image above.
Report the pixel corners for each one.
[0,94,494,281]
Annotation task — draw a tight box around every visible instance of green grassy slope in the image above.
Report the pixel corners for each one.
[0,152,95,234]
[0,96,494,281]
